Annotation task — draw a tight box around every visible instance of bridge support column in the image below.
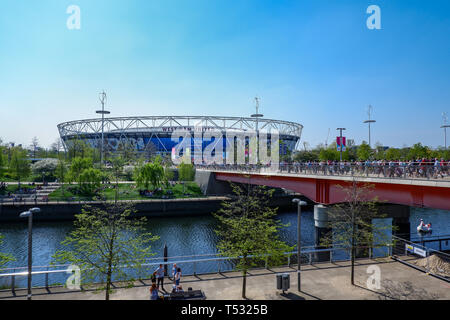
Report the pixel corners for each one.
[314,204,331,262]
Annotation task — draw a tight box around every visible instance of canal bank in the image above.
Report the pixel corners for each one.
[0,194,302,222]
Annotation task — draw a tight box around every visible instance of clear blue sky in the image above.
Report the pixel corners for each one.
[0,0,449,149]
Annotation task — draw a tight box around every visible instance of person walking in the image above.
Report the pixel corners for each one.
[154,264,165,291]
[174,267,182,290]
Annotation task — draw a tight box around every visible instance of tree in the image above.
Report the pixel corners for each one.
[79,168,103,196]
[109,156,125,201]
[0,147,5,179]
[178,163,195,182]
[55,157,68,198]
[0,233,14,272]
[213,184,293,299]
[31,158,59,182]
[320,181,393,285]
[52,202,159,300]
[68,157,93,186]
[9,147,31,187]
[357,141,372,160]
[134,157,166,191]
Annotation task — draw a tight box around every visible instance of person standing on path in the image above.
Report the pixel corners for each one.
[171,263,177,282]
[155,264,165,291]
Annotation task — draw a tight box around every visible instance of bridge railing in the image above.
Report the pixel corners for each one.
[196,162,450,181]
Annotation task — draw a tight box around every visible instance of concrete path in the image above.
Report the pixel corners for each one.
[1,258,449,300]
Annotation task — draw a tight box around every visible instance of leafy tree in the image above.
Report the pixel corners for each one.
[164,164,174,184]
[79,168,103,196]
[9,147,31,187]
[0,233,15,272]
[67,139,96,161]
[357,141,372,160]
[408,143,430,160]
[385,148,402,161]
[213,184,293,299]
[68,157,93,186]
[178,163,195,182]
[0,147,5,179]
[52,202,159,300]
[134,157,166,191]
[109,156,125,201]
[320,181,393,285]
[31,158,59,181]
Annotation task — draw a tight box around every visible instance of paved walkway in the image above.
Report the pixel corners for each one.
[1,258,449,300]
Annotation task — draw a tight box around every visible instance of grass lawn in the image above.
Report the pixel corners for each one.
[0,184,36,195]
[48,182,204,201]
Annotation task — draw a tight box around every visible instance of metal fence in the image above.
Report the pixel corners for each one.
[0,244,392,295]
[196,162,450,181]
[391,235,450,282]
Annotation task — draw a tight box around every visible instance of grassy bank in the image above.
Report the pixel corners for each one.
[48,182,204,201]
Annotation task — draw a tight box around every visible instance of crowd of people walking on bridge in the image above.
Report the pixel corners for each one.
[196,158,449,179]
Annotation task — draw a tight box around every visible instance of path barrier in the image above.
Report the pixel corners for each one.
[0,243,392,295]
[391,235,450,282]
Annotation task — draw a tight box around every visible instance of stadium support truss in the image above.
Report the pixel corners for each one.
[57,115,303,154]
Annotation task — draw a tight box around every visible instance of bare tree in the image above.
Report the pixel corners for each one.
[321,180,394,285]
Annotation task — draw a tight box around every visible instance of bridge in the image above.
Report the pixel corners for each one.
[197,164,450,211]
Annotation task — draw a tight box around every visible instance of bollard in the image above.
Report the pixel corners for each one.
[11,274,15,296]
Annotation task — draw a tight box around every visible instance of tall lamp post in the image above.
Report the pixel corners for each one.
[292,198,307,292]
[96,91,110,167]
[441,112,449,149]
[19,207,41,300]
[336,128,346,161]
[363,105,376,148]
[251,97,263,165]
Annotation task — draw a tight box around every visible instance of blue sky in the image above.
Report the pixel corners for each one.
[0,0,449,149]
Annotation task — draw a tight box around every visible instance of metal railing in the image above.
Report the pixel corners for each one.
[0,244,392,295]
[196,161,450,181]
[391,235,450,282]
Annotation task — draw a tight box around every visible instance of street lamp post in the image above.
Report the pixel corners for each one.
[442,125,450,149]
[19,207,41,300]
[251,97,263,165]
[336,128,346,161]
[96,91,111,167]
[363,105,376,148]
[292,198,307,292]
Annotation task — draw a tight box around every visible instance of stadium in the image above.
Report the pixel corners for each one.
[57,116,303,160]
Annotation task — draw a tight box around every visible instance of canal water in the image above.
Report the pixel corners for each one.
[0,207,449,288]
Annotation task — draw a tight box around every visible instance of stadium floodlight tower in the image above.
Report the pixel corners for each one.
[363,105,376,148]
[251,97,264,164]
[441,112,450,149]
[96,91,111,166]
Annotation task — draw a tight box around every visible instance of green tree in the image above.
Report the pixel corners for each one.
[213,184,293,299]
[69,157,93,186]
[53,202,159,300]
[55,157,68,198]
[178,163,195,182]
[357,141,372,160]
[9,147,31,187]
[0,147,5,179]
[79,168,103,196]
[0,233,14,272]
[134,157,166,191]
[385,148,402,160]
[109,156,125,201]
[320,181,393,285]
